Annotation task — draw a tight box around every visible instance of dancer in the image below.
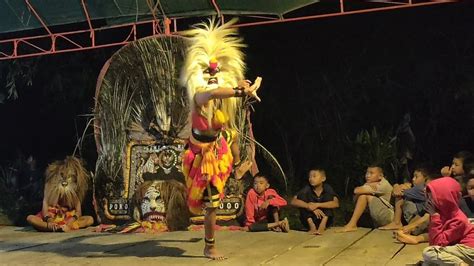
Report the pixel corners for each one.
[181,18,262,260]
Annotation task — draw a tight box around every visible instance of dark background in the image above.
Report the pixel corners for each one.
[0,1,473,197]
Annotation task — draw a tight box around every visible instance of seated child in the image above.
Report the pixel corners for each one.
[460,172,474,219]
[380,165,435,231]
[395,171,473,245]
[396,165,474,245]
[244,174,289,232]
[338,165,393,232]
[421,177,474,266]
[440,151,472,184]
[395,213,430,245]
[463,156,474,176]
[291,168,339,235]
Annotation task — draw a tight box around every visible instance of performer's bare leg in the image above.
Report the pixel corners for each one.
[77,216,94,228]
[62,216,94,232]
[337,194,373,232]
[27,215,61,232]
[27,215,93,232]
[204,207,226,260]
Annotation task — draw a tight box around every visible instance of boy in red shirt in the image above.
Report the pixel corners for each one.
[422,177,474,265]
[244,174,289,232]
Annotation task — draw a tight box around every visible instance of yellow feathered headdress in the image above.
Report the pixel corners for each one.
[180,18,246,129]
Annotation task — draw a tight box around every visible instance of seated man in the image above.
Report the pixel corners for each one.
[338,164,393,232]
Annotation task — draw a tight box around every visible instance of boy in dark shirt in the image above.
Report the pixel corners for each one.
[291,168,339,235]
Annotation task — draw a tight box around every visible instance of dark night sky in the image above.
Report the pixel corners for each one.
[0,1,473,184]
[242,2,474,167]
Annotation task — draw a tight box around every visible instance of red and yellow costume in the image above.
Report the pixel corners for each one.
[120,221,168,233]
[180,19,246,215]
[182,110,234,214]
[36,206,79,230]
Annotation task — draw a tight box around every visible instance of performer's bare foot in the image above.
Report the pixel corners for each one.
[336,225,358,233]
[61,224,72,233]
[46,222,62,232]
[378,222,402,230]
[395,231,421,245]
[204,245,227,260]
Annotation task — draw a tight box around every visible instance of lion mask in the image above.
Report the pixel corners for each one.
[133,179,189,231]
[44,156,90,208]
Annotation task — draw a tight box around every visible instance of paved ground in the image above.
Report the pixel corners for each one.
[0,226,427,265]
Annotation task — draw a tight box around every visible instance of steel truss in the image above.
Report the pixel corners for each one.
[0,0,456,61]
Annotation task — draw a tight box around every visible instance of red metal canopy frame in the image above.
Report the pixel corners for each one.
[0,0,456,61]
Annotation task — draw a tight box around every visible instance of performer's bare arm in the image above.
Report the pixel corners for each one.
[194,77,262,106]
[41,198,50,218]
[41,186,54,219]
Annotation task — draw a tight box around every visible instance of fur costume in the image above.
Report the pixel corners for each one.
[34,156,91,230]
[43,156,90,207]
[180,18,245,215]
[180,18,245,130]
[120,180,189,233]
